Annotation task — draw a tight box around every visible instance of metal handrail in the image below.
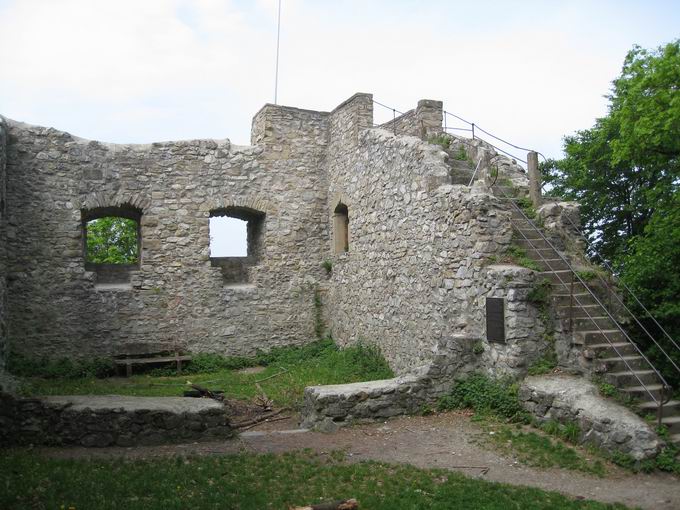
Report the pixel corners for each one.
[554,211,680,374]
[494,185,670,421]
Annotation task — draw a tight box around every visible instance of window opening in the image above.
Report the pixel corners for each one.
[209,216,248,257]
[209,207,265,284]
[334,203,349,254]
[82,206,142,286]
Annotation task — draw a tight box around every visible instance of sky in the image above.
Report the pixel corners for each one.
[1,0,678,253]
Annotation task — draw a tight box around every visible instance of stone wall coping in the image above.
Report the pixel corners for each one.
[3,117,232,151]
[306,374,421,398]
[41,395,224,413]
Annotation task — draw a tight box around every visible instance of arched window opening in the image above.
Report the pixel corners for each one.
[82,206,142,286]
[334,203,349,254]
[209,206,265,284]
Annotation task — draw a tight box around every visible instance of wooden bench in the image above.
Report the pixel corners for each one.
[114,352,192,377]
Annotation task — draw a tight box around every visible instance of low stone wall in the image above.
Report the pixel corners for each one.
[300,335,481,431]
[519,375,660,460]
[0,394,233,447]
[300,372,431,432]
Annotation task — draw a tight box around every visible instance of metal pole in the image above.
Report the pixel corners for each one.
[472,123,475,139]
[274,0,282,104]
[393,109,396,135]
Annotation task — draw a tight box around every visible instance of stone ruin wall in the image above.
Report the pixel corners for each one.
[0,117,9,388]
[326,95,552,376]
[2,93,558,382]
[3,107,331,360]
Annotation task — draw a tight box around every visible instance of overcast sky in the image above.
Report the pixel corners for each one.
[1,0,678,254]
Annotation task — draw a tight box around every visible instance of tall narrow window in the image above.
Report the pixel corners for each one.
[334,203,349,253]
[209,207,265,283]
[82,206,141,285]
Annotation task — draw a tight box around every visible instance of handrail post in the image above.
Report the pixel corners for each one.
[392,109,396,135]
[658,385,665,429]
[569,271,574,332]
[527,151,542,208]
[472,123,475,139]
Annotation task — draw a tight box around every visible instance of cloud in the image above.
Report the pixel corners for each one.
[0,0,677,155]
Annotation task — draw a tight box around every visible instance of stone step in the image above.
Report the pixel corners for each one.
[556,303,608,318]
[668,433,680,447]
[514,237,555,251]
[575,329,625,345]
[638,399,680,419]
[565,316,618,331]
[660,416,680,435]
[535,258,571,271]
[550,281,592,296]
[598,355,649,372]
[539,270,578,285]
[605,369,661,388]
[588,341,639,358]
[620,383,665,402]
[552,292,600,307]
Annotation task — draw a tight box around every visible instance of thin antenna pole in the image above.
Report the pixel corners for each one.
[274,0,282,104]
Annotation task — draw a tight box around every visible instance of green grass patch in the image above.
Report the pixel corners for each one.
[485,425,606,476]
[17,339,393,409]
[427,133,451,149]
[0,450,630,510]
[515,196,538,220]
[503,244,542,271]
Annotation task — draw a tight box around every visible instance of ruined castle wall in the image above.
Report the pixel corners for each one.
[4,107,330,360]
[326,117,518,373]
[0,117,9,385]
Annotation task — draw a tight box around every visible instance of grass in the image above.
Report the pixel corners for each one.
[0,450,631,510]
[503,244,542,271]
[484,424,606,476]
[17,339,394,409]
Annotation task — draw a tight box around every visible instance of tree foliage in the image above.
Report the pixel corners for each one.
[542,40,679,264]
[86,217,139,264]
[542,40,680,383]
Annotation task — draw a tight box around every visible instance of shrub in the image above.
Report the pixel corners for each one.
[437,373,527,421]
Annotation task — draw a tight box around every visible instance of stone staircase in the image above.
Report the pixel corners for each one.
[493,185,680,446]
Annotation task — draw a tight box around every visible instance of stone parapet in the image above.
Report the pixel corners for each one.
[0,394,233,447]
[519,375,661,460]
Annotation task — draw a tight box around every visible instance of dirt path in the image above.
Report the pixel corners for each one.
[40,412,680,509]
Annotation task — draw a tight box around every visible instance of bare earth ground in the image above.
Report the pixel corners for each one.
[39,412,680,510]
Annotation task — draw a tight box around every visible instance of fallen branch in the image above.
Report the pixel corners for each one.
[291,499,358,510]
[254,382,273,411]
[233,407,290,428]
[255,367,289,383]
[238,415,291,432]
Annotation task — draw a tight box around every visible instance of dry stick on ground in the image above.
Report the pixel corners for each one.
[291,499,359,510]
[233,407,290,428]
[254,367,289,383]
[254,381,273,411]
[238,415,291,432]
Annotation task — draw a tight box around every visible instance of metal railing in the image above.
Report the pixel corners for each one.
[495,185,671,424]
[553,209,680,378]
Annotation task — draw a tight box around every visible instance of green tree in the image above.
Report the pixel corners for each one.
[542,40,679,264]
[86,217,139,264]
[542,40,680,382]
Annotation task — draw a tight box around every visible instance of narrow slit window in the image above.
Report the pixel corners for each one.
[334,203,349,253]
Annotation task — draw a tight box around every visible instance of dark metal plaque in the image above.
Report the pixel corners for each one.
[486,297,505,344]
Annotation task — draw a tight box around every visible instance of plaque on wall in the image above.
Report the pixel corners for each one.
[486,297,505,344]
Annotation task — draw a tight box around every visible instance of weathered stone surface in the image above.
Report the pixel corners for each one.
[519,375,661,460]
[0,393,232,447]
[1,94,553,382]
